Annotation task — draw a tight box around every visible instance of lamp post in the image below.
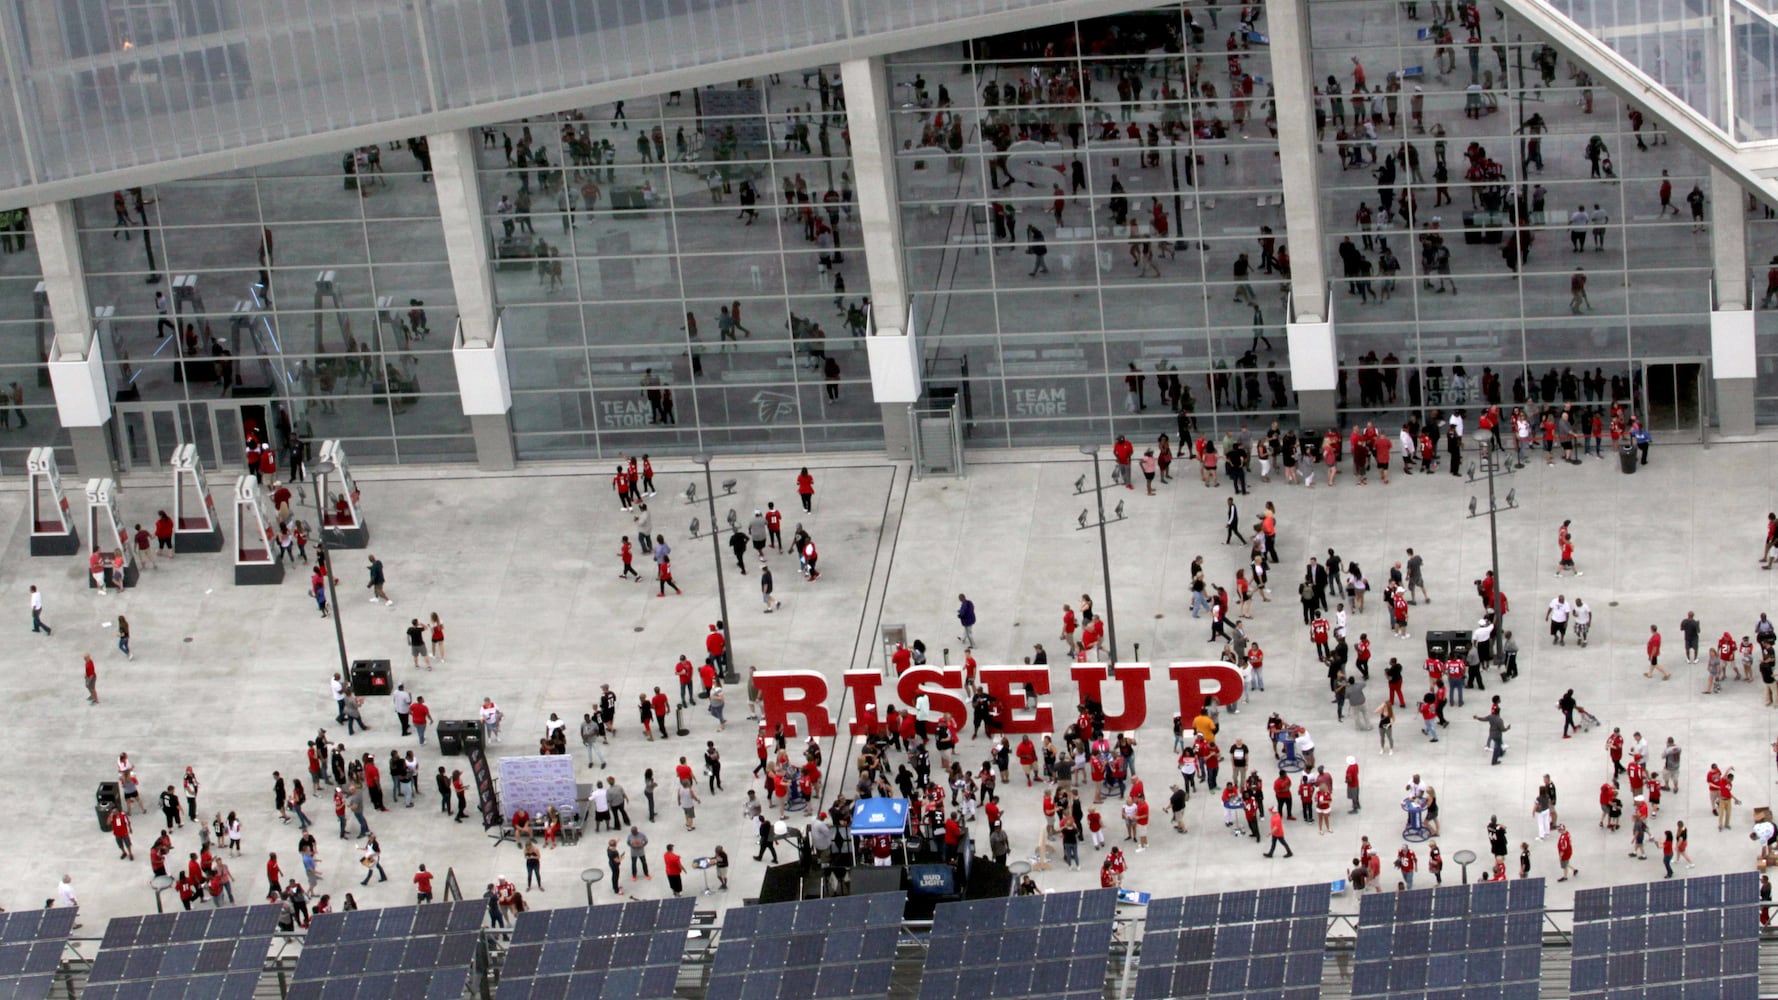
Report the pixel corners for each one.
[1465,442,1516,658]
[690,455,739,683]
[1076,444,1121,662]
[311,459,351,680]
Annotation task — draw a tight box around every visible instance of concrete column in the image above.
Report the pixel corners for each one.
[430,130,496,345]
[841,57,918,460]
[1710,167,1754,436]
[1266,0,1337,426]
[35,201,114,477]
[430,129,515,468]
[1267,0,1328,314]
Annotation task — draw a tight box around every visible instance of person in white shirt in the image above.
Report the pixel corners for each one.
[1546,596,1572,645]
[1448,411,1465,437]
[1572,599,1593,647]
[480,698,503,742]
[55,875,77,908]
[30,585,51,635]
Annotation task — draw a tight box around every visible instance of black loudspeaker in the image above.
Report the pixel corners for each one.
[610,190,646,211]
[848,865,906,896]
[96,781,120,809]
[436,719,484,757]
[756,862,803,904]
[351,659,392,697]
[965,857,1013,899]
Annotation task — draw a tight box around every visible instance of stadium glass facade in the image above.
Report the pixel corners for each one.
[0,0,1773,474]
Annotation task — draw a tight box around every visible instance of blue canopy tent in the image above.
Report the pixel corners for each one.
[851,797,913,866]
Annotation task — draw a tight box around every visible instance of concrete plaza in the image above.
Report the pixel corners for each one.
[5,433,1776,926]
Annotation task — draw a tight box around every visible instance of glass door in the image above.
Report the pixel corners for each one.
[113,403,190,474]
[1639,360,1705,443]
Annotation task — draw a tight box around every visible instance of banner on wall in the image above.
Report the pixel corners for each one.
[752,661,1244,737]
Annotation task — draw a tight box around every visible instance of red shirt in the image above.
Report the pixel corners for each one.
[85,657,96,681]
[675,763,693,784]
[1558,830,1573,860]
[1647,633,1661,658]
[1062,609,1076,635]
[1310,620,1330,644]
[414,871,434,894]
[797,474,815,496]
[706,632,726,658]
[650,692,669,717]
[676,660,694,685]
[1345,764,1359,789]
[409,702,430,726]
[765,509,782,532]
[663,852,684,876]
[110,812,129,837]
[267,858,281,883]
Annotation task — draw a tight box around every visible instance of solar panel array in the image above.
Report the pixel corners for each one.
[1351,878,1545,1000]
[919,889,1117,1000]
[1570,873,1761,1000]
[290,901,485,1000]
[1135,884,1329,1000]
[84,906,278,1000]
[707,894,903,1000]
[495,897,695,1000]
[0,908,78,1000]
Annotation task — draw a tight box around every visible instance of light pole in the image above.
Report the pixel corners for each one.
[311,459,351,680]
[1465,441,1517,658]
[689,455,739,683]
[1075,444,1124,662]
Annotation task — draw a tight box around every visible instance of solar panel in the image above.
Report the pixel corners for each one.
[1570,873,1761,1000]
[496,898,693,1000]
[291,901,482,1000]
[1351,879,1545,999]
[0,909,79,1000]
[84,907,279,1000]
[1135,883,1330,1000]
[921,890,1114,1000]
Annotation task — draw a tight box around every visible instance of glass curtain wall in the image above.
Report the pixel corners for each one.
[0,219,65,470]
[891,12,1291,448]
[1752,188,1778,419]
[72,142,470,472]
[1311,0,1716,433]
[472,71,879,459]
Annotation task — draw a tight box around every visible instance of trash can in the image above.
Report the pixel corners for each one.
[351,659,392,697]
[1618,442,1637,474]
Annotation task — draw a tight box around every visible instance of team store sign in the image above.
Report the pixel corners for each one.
[753,661,1246,737]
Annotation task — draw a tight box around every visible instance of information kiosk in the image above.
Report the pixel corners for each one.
[169,444,223,553]
[26,447,79,556]
[84,478,138,588]
[315,439,368,548]
[233,475,282,586]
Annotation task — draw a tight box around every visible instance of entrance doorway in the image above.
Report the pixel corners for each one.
[1638,359,1705,444]
[114,400,274,479]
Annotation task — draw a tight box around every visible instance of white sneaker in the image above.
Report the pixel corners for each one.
[369,596,379,603]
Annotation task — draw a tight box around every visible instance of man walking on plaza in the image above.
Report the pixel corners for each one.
[957,594,977,647]
[367,555,393,606]
[31,585,51,635]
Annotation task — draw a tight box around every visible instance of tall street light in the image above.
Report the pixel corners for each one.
[1075,443,1124,662]
[1465,441,1517,659]
[311,458,351,679]
[689,455,740,683]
